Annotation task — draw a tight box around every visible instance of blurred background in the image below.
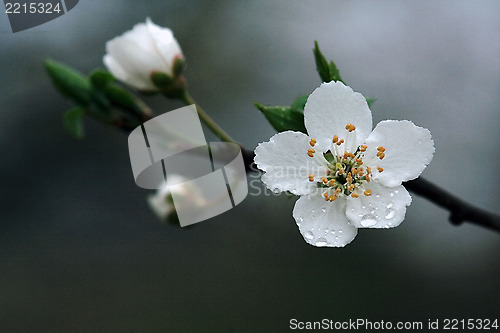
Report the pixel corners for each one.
[1,0,499,332]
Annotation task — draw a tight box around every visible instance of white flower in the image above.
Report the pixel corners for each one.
[103,18,183,91]
[148,175,207,221]
[254,81,434,247]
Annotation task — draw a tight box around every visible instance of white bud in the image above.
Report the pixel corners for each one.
[103,18,183,91]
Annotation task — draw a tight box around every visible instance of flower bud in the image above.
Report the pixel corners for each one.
[103,18,184,92]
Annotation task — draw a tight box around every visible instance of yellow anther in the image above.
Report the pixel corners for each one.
[321,177,328,184]
[336,139,344,146]
[345,123,356,132]
[351,193,360,198]
[346,172,353,184]
[351,168,358,175]
[338,168,344,175]
[328,195,337,202]
[328,179,336,186]
[308,148,315,154]
[378,153,385,160]
[324,196,329,202]
[324,193,329,199]
[360,145,367,152]
[307,152,314,157]
[348,184,355,191]
[309,138,317,147]
[377,146,385,152]
[356,158,363,165]
[366,173,371,182]
[377,166,384,173]
[335,188,342,194]
[332,135,338,143]
[308,173,315,182]
[364,189,372,196]
[366,167,371,174]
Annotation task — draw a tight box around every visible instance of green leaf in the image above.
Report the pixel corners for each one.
[63,107,85,139]
[365,97,377,107]
[44,59,92,106]
[328,60,344,84]
[290,95,308,111]
[254,102,307,134]
[103,85,143,116]
[89,70,115,90]
[313,41,331,83]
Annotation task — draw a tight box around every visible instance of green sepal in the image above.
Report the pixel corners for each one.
[254,102,307,134]
[150,71,172,90]
[89,70,115,90]
[44,59,92,106]
[63,107,85,139]
[172,57,185,77]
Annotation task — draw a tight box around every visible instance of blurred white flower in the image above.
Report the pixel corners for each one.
[103,18,183,91]
[148,175,208,222]
[254,81,434,247]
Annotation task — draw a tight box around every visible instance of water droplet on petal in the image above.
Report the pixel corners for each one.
[338,229,343,234]
[321,207,327,213]
[316,238,328,246]
[375,194,380,198]
[304,231,314,240]
[385,208,396,219]
[360,214,377,227]
[387,203,393,209]
[389,192,394,197]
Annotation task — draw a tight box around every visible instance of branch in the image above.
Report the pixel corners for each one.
[242,148,500,233]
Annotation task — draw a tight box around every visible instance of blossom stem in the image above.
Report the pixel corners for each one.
[179,91,237,144]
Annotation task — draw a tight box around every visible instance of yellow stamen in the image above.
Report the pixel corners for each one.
[348,184,355,191]
[335,188,341,194]
[366,173,371,182]
[364,189,372,196]
[336,139,344,146]
[356,158,363,165]
[328,179,336,186]
[360,145,367,152]
[378,153,385,160]
[307,152,314,157]
[309,138,317,147]
[377,166,384,173]
[321,177,328,184]
[308,148,315,154]
[338,168,344,175]
[377,146,385,152]
[366,167,371,174]
[351,193,359,198]
[345,123,356,132]
[324,193,329,199]
[332,135,338,143]
[328,195,337,202]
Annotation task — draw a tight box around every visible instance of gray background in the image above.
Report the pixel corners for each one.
[1,0,499,332]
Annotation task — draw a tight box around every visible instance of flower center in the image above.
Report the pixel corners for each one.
[307,124,386,202]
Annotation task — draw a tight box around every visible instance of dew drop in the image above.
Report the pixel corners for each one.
[387,203,393,209]
[324,228,329,234]
[338,229,343,234]
[304,231,314,240]
[331,229,336,235]
[389,192,394,197]
[385,209,396,219]
[375,194,380,198]
[321,207,327,213]
[316,238,328,246]
[360,214,377,227]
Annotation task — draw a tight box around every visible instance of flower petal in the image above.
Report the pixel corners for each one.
[254,131,327,195]
[304,81,372,153]
[364,120,435,187]
[346,182,412,229]
[146,18,183,67]
[105,35,167,90]
[293,195,358,247]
